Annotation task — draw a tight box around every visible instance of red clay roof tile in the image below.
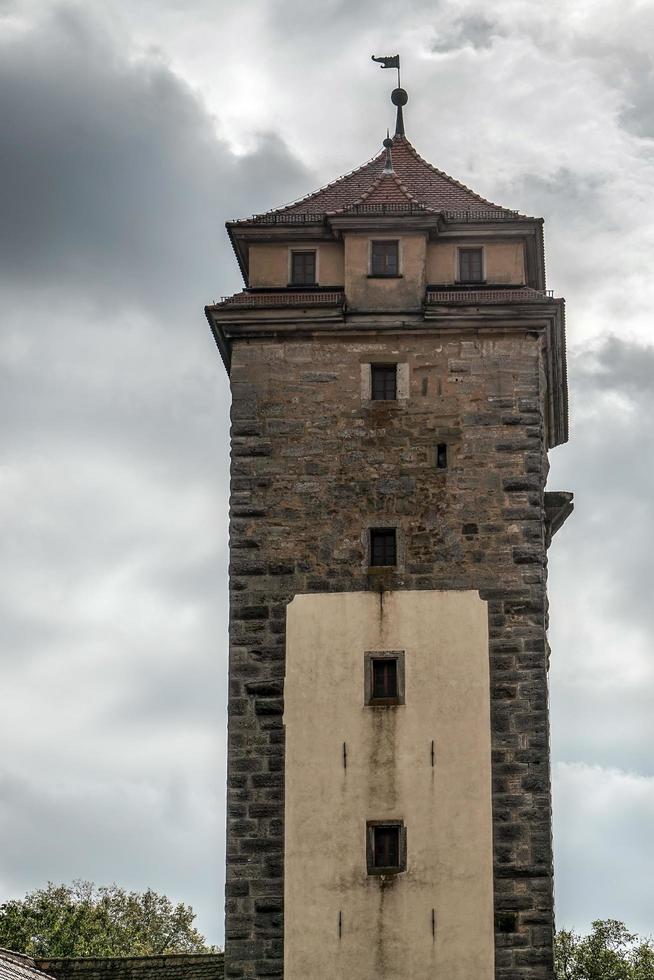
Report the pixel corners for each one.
[238,135,515,222]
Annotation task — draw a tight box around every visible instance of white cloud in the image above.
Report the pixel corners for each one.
[553,762,654,937]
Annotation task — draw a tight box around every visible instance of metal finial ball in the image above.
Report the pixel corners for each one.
[383,136,393,149]
[391,87,408,107]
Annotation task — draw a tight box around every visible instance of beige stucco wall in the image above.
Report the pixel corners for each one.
[344,232,427,310]
[284,590,493,980]
[426,241,525,284]
[248,242,344,287]
[486,242,525,283]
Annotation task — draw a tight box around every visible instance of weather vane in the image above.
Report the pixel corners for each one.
[371,54,408,137]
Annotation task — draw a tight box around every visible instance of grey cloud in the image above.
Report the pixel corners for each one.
[619,57,654,138]
[582,335,654,395]
[0,5,266,945]
[553,763,654,937]
[431,15,501,53]
[548,337,654,778]
[0,4,312,313]
[0,770,224,946]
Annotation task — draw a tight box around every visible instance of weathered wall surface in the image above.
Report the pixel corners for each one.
[248,243,344,288]
[344,232,426,310]
[284,590,493,980]
[426,241,525,284]
[225,329,554,980]
[246,239,525,291]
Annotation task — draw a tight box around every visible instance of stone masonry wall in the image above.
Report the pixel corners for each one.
[225,329,554,980]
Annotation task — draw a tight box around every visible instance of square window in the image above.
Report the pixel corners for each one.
[370,528,396,567]
[366,821,406,875]
[371,363,397,400]
[291,250,316,285]
[372,658,397,700]
[364,650,405,707]
[496,911,518,934]
[373,826,398,867]
[458,247,483,283]
[371,240,399,276]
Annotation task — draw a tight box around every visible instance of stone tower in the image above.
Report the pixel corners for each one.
[206,84,571,980]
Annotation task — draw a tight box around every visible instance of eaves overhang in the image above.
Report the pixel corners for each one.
[205,292,346,373]
[226,218,332,284]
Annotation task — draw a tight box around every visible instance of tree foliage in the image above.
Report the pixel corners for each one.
[555,919,654,980]
[0,881,215,957]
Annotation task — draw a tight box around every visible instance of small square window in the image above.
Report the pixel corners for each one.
[370,528,396,567]
[371,364,397,400]
[366,821,406,875]
[496,911,518,934]
[371,240,399,276]
[291,251,316,285]
[372,658,397,700]
[364,651,404,706]
[458,247,483,283]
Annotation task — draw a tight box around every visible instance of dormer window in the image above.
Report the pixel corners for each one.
[291,250,316,285]
[458,247,484,283]
[371,240,399,277]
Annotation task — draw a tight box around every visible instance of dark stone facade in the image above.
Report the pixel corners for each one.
[224,330,558,979]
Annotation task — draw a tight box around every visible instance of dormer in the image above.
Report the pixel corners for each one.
[224,130,545,306]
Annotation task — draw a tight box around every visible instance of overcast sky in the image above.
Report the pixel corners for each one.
[1,0,653,948]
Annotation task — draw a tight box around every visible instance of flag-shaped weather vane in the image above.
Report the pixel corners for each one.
[371,54,408,137]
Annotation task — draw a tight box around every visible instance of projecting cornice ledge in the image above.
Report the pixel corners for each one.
[206,293,569,449]
[544,491,574,547]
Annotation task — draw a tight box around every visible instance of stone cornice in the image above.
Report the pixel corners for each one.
[206,294,568,448]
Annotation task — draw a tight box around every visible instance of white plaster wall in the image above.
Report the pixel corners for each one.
[284,590,494,980]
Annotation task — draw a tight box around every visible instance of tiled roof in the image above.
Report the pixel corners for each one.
[425,287,553,304]
[33,954,224,980]
[349,171,425,209]
[239,136,516,222]
[212,290,344,310]
[0,951,55,980]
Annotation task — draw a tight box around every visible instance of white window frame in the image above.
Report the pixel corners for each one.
[360,362,409,401]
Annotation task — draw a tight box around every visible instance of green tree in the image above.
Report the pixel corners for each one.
[0,881,216,957]
[555,919,654,980]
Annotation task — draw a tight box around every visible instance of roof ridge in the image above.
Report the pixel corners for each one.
[341,172,434,214]
[347,171,424,209]
[395,136,513,213]
[389,172,432,208]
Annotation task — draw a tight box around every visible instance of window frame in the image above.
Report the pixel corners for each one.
[369,527,397,567]
[370,363,397,401]
[366,820,407,875]
[364,650,405,707]
[289,249,318,286]
[457,246,485,284]
[369,239,400,278]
